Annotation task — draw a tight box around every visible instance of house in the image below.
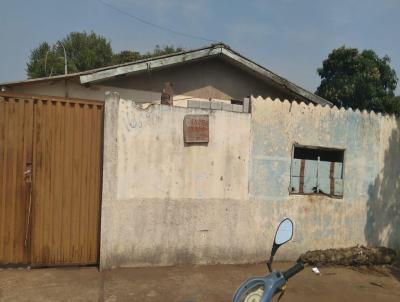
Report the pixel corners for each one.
[0,43,331,107]
[7,44,377,269]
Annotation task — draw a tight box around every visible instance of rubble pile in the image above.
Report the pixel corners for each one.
[299,246,397,266]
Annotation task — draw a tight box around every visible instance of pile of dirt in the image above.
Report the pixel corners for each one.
[299,246,397,266]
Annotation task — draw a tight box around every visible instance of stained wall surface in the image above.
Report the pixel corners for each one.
[101,92,252,268]
[249,97,398,257]
[100,93,400,269]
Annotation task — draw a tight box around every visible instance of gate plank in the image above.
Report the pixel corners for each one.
[30,98,103,265]
[0,93,102,266]
[0,99,4,261]
[0,97,32,264]
[22,100,34,263]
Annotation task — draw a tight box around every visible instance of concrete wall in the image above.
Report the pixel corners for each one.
[249,97,383,257]
[365,115,400,252]
[101,92,252,269]
[5,58,296,104]
[101,93,400,269]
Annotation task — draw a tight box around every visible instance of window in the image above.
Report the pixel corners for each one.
[290,145,344,198]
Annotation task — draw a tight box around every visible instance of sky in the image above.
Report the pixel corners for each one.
[0,0,399,94]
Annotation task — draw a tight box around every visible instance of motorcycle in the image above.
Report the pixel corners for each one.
[232,218,304,302]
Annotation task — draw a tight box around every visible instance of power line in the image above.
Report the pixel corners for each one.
[96,0,217,43]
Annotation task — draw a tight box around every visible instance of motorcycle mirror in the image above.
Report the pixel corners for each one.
[267,218,294,272]
[274,218,293,246]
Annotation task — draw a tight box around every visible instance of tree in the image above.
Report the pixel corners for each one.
[111,50,142,65]
[145,45,184,57]
[26,42,57,78]
[385,95,400,114]
[316,46,399,114]
[27,31,184,78]
[27,31,113,78]
[112,45,184,64]
[60,31,113,74]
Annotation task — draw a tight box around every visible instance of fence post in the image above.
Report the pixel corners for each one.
[100,91,120,270]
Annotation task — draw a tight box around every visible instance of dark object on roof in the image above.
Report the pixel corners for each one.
[161,82,174,105]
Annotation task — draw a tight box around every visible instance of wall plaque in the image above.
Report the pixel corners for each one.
[183,115,209,143]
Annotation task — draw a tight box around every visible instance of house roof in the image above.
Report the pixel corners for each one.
[1,43,331,106]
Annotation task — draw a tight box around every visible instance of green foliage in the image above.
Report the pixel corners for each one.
[145,45,184,57]
[27,31,113,78]
[316,46,399,114]
[27,31,184,78]
[111,50,142,65]
[27,42,54,78]
[385,95,400,114]
[111,45,183,64]
[59,31,113,74]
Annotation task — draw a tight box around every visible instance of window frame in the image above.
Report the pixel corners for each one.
[289,144,345,199]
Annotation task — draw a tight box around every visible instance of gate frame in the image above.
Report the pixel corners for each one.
[0,92,104,268]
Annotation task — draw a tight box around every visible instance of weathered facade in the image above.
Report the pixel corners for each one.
[100,93,400,269]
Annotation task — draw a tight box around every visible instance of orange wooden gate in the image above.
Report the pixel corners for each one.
[0,94,103,266]
[0,97,33,265]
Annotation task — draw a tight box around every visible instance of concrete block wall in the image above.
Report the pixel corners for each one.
[187,98,250,113]
[100,92,400,269]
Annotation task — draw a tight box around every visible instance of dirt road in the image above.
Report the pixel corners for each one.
[0,262,399,301]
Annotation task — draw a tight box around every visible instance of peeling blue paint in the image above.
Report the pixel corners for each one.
[250,101,381,203]
[248,98,391,250]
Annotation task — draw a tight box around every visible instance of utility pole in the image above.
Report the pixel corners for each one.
[57,41,68,75]
[44,41,68,77]
[56,41,68,97]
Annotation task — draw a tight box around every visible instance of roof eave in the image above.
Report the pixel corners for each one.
[80,46,224,84]
[0,73,80,87]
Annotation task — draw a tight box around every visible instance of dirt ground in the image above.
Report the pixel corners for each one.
[0,262,399,302]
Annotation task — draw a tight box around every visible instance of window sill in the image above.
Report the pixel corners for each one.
[289,192,343,199]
